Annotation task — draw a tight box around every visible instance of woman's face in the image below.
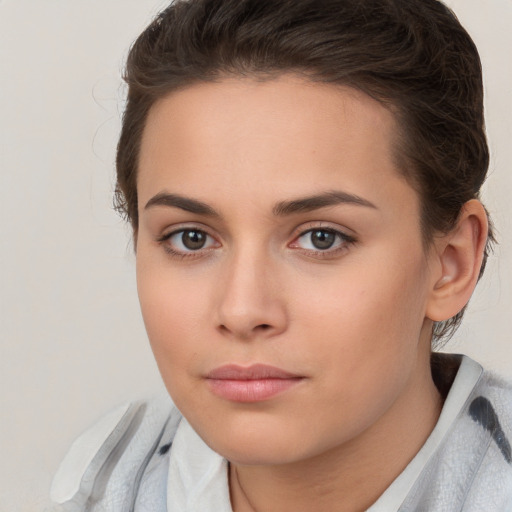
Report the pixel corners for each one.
[136,76,439,465]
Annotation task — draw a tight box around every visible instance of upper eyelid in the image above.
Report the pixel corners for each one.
[291,221,355,239]
[158,223,217,240]
[292,228,354,245]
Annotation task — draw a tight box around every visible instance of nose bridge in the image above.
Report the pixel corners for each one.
[216,241,286,339]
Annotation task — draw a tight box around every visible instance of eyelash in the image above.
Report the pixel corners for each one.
[156,227,219,259]
[156,225,356,260]
[289,226,356,259]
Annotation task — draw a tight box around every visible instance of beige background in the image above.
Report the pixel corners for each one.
[1,0,510,510]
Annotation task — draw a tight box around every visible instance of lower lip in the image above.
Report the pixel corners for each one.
[206,378,303,402]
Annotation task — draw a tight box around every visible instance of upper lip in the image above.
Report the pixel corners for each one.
[206,364,302,380]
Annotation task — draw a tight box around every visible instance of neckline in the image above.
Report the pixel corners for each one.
[367,354,483,511]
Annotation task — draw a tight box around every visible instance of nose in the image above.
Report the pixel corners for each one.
[215,249,288,340]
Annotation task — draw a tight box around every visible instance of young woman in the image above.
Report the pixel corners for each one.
[50,0,512,510]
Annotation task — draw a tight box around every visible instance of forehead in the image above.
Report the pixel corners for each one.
[137,75,416,218]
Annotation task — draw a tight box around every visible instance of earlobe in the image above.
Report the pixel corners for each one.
[426,199,488,322]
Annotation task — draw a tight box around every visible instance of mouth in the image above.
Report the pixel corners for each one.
[205,364,304,402]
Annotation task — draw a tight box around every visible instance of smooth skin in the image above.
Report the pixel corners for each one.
[135,75,488,512]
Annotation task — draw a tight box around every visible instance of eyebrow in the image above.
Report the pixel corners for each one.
[272,190,377,216]
[144,192,220,217]
[144,189,377,217]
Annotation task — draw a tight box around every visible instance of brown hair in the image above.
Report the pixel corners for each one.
[115,0,494,343]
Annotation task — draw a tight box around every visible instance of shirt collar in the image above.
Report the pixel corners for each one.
[167,417,232,512]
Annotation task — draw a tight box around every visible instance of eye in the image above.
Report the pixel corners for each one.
[290,228,355,253]
[160,228,219,254]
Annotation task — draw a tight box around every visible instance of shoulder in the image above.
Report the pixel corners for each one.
[393,357,512,511]
[470,369,512,463]
[50,393,181,512]
[452,364,512,510]
[477,369,512,409]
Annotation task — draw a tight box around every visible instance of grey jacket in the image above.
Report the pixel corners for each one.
[50,355,512,511]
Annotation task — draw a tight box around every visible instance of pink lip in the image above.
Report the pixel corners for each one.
[206,364,304,402]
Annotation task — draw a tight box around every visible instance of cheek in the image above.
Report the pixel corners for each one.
[294,254,426,336]
[136,256,209,382]
[291,247,429,382]
[286,269,426,442]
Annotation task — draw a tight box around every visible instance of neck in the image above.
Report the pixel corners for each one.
[229,340,442,512]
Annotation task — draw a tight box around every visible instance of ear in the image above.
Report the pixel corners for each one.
[426,199,489,322]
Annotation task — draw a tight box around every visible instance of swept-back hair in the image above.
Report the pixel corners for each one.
[116,0,494,342]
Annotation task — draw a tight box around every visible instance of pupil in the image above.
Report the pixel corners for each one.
[182,230,206,250]
[312,230,335,249]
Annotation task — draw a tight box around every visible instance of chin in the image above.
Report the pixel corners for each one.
[214,441,306,466]
[195,418,324,466]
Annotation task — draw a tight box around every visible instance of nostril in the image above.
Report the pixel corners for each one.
[217,319,281,338]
